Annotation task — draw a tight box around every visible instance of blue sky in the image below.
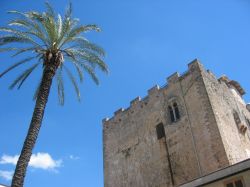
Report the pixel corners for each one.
[0,0,250,186]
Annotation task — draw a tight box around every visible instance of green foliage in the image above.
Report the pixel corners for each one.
[0,2,108,105]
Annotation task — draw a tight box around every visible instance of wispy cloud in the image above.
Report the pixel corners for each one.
[0,170,13,181]
[0,155,18,165]
[0,153,62,171]
[69,155,80,160]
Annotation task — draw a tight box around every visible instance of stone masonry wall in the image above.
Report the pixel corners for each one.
[103,60,250,187]
[202,68,250,164]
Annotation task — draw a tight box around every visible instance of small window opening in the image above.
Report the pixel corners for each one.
[235,180,243,187]
[226,183,234,187]
[168,102,181,123]
[173,102,180,120]
[233,112,241,125]
[224,177,245,187]
[156,123,165,139]
[168,106,175,122]
[245,117,250,128]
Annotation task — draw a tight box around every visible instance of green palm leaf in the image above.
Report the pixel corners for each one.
[0,35,30,46]
[63,65,81,101]
[0,47,19,52]
[81,63,99,85]
[68,37,105,56]
[0,57,35,78]
[9,62,40,89]
[70,59,84,82]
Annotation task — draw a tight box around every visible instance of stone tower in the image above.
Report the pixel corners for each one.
[103,60,250,187]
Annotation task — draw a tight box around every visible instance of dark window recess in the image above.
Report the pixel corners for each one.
[173,103,180,120]
[156,123,165,139]
[235,180,243,187]
[169,106,175,122]
[245,117,250,127]
[233,112,241,124]
[226,183,234,187]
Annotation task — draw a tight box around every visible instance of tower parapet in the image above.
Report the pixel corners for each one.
[103,59,205,124]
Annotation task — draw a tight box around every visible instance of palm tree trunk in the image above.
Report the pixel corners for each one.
[11,62,58,187]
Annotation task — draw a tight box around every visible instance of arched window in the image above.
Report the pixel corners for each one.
[168,102,181,123]
[168,106,175,122]
[173,102,180,120]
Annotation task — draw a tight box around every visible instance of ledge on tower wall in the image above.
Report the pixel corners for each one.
[219,75,245,96]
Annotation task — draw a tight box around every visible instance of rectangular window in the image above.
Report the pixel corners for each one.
[233,112,241,124]
[226,183,234,187]
[156,123,165,139]
[224,177,245,187]
[246,118,250,127]
[235,180,243,187]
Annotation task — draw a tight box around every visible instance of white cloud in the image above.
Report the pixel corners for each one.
[0,153,62,171]
[0,155,18,165]
[0,170,13,181]
[29,153,62,170]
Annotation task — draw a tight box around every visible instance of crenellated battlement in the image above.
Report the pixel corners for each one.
[102,59,204,125]
[147,85,160,95]
[130,96,141,106]
[167,72,180,84]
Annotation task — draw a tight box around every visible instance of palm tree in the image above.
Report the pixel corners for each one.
[0,2,108,187]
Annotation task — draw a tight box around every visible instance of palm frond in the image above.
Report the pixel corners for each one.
[0,57,35,78]
[26,11,44,21]
[0,47,19,52]
[56,14,62,40]
[60,25,100,48]
[64,56,83,82]
[45,2,55,19]
[56,66,64,105]
[9,62,40,89]
[71,61,83,82]
[11,47,41,57]
[0,27,31,43]
[65,37,105,56]
[65,2,73,20]
[81,63,99,85]
[81,64,99,85]
[78,49,108,73]
[65,48,108,73]
[57,3,73,47]
[0,27,43,48]
[0,35,30,46]
[25,11,56,48]
[8,19,30,28]
[80,24,101,32]
[8,19,49,47]
[63,65,80,101]
[33,77,42,101]
[43,14,57,48]
[8,10,28,18]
